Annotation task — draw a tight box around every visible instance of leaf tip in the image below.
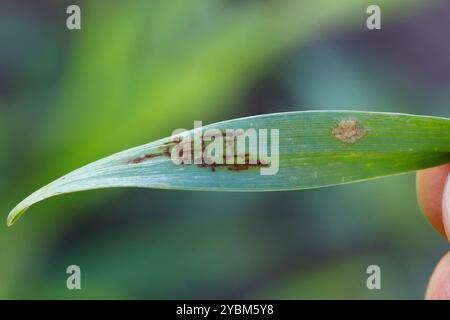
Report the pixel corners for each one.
[7,207,28,227]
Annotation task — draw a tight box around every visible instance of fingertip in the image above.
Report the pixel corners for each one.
[416,164,450,239]
[443,172,450,240]
[425,251,450,300]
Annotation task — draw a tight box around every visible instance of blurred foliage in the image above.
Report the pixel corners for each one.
[0,0,448,299]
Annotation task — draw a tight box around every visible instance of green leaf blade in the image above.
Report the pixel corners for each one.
[7,110,450,226]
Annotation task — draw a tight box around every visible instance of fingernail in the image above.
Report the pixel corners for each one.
[443,172,450,242]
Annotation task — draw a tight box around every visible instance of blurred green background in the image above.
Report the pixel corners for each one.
[1,0,449,299]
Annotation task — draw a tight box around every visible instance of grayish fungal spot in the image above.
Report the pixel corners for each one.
[332,118,367,144]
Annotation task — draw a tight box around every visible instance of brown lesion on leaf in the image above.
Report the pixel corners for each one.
[127,137,182,164]
[332,118,367,144]
[197,154,270,172]
[161,136,182,146]
[197,131,269,171]
[226,159,269,171]
[127,131,270,172]
[128,153,164,164]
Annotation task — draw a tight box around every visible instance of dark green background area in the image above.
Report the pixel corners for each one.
[0,0,449,299]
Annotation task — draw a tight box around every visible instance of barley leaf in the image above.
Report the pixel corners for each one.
[7,110,450,226]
